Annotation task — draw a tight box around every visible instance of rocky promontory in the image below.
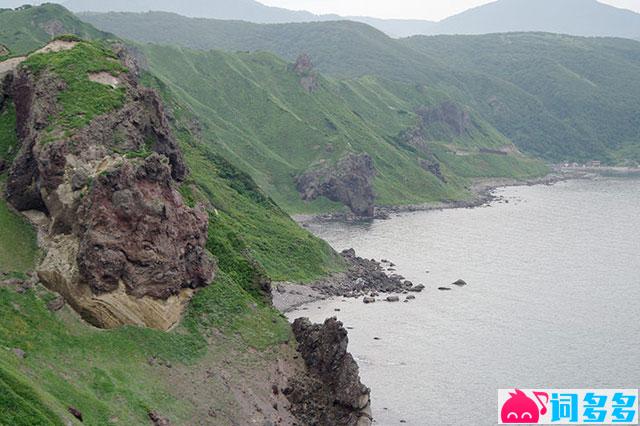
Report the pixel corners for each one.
[296,153,377,218]
[2,40,214,329]
[286,317,372,426]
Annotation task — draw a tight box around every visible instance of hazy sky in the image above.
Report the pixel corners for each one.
[260,0,640,20]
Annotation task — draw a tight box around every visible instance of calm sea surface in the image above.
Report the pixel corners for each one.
[289,178,640,426]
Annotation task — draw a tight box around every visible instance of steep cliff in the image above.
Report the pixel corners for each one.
[0,28,366,424]
[296,153,377,218]
[3,40,214,329]
[286,317,372,426]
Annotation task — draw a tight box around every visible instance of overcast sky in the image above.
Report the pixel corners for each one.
[260,0,640,21]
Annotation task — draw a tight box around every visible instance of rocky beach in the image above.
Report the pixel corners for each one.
[272,248,426,312]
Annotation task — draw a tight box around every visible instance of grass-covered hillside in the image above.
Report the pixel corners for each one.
[141,45,546,213]
[403,33,640,163]
[80,11,450,82]
[0,16,345,426]
[82,11,640,163]
[0,4,110,58]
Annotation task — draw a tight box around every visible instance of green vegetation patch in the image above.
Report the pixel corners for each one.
[23,41,126,131]
[142,70,346,285]
[0,3,110,57]
[0,359,64,426]
[184,272,291,350]
[0,267,292,425]
[140,46,546,214]
[0,196,39,275]
[0,101,18,165]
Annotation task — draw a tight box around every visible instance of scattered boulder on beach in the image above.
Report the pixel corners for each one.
[408,284,425,293]
[386,295,400,302]
[405,295,416,301]
[452,279,468,287]
[363,297,376,304]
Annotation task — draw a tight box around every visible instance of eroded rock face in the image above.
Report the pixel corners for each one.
[286,317,372,426]
[3,42,214,329]
[292,53,319,93]
[420,158,446,183]
[39,19,65,37]
[77,154,212,299]
[297,153,376,217]
[416,101,472,137]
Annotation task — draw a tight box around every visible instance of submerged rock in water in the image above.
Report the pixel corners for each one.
[438,287,452,291]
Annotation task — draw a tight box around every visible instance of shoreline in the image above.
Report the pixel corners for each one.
[278,167,640,314]
[292,169,585,225]
[293,166,640,225]
[272,249,425,313]
[276,167,631,313]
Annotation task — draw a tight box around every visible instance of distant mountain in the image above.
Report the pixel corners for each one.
[344,17,435,38]
[426,0,640,39]
[2,0,639,39]
[60,0,331,22]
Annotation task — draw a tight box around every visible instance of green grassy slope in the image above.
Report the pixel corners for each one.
[0,34,342,424]
[141,45,546,213]
[3,5,547,214]
[0,102,39,275]
[82,12,640,163]
[0,272,293,425]
[403,33,640,162]
[80,11,450,82]
[0,4,110,58]
[0,194,39,275]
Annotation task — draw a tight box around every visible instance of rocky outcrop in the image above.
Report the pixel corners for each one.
[297,153,376,217]
[292,53,319,93]
[40,20,66,37]
[416,101,472,137]
[76,154,212,299]
[3,41,214,329]
[420,158,446,183]
[286,317,372,426]
[273,249,421,312]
